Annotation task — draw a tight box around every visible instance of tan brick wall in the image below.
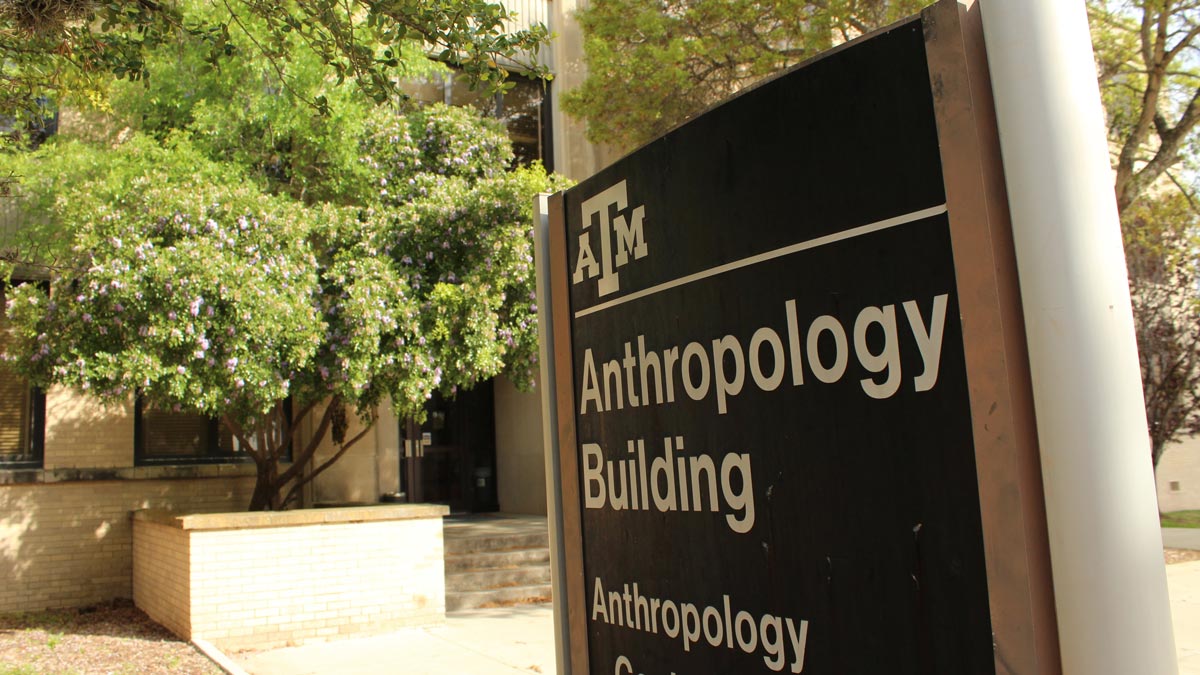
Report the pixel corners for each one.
[309,400,381,505]
[43,388,133,470]
[133,508,447,650]
[132,519,191,637]
[1157,434,1200,512]
[0,478,253,614]
[495,375,548,515]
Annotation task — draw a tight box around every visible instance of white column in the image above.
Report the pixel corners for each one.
[978,0,1177,673]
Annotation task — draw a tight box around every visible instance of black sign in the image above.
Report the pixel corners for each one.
[558,19,996,675]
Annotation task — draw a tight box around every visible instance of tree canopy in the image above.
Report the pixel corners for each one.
[0,0,569,510]
[0,0,548,126]
[1122,191,1200,470]
[1091,0,1200,211]
[560,0,924,151]
[3,107,566,509]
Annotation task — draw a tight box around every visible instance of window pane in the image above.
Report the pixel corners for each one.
[0,367,30,459]
[397,70,547,166]
[140,404,213,458]
[0,285,33,463]
[498,78,544,166]
[217,408,290,460]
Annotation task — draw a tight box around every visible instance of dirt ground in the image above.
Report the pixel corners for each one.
[0,600,220,675]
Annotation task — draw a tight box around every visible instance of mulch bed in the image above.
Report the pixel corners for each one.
[0,600,221,675]
[1166,548,1200,565]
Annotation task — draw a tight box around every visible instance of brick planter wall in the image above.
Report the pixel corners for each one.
[132,504,449,650]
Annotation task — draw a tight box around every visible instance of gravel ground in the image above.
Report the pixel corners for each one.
[0,600,221,675]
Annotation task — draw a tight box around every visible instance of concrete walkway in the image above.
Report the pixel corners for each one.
[1171,561,1200,674]
[235,604,556,675]
[1165,527,1200,550]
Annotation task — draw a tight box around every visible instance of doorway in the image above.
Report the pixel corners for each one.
[400,380,498,513]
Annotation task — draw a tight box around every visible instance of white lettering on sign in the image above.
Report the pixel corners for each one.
[578,294,949,417]
[596,578,809,673]
[573,180,648,296]
[582,435,754,534]
[614,655,679,675]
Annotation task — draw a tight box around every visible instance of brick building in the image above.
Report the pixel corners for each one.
[0,0,616,615]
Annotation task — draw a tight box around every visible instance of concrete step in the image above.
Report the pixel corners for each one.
[446,564,552,592]
[444,547,550,573]
[444,532,550,556]
[445,583,553,612]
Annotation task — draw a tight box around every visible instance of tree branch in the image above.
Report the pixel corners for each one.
[275,398,336,486]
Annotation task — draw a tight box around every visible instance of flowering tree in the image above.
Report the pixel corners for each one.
[0,0,547,129]
[2,105,568,510]
[1122,192,1200,472]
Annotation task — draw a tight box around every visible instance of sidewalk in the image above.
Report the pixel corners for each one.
[1172,561,1200,674]
[233,558,1200,675]
[1165,527,1200,551]
[234,604,556,675]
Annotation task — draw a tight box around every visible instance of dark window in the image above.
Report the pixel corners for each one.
[495,75,552,170]
[135,398,292,465]
[403,69,554,170]
[0,283,45,469]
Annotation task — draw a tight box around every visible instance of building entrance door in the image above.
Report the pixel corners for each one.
[400,380,497,513]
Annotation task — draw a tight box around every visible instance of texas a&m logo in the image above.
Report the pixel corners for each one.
[572,180,647,296]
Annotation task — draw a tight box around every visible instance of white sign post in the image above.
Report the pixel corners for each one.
[979,0,1179,672]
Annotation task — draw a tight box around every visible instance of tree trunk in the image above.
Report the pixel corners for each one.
[241,398,375,511]
[1152,437,1167,474]
[248,464,276,511]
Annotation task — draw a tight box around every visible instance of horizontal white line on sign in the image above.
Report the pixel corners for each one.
[573,203,950,319]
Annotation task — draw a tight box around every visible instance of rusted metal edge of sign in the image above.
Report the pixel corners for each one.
[922,1,1060,673]
[548,189,592,675]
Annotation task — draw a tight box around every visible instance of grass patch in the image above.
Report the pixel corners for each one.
[1162,510,1200,528]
